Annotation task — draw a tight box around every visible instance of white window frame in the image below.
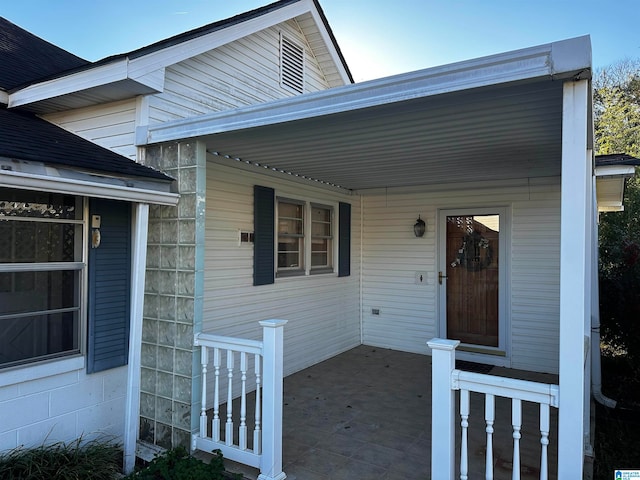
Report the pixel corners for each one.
[0,190,88,372]
[276,197,336,278]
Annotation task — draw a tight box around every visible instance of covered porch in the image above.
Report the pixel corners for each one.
[220,345,558,480]
[138,36,593,479]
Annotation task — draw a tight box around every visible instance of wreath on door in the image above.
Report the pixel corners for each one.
[450,229,493,271]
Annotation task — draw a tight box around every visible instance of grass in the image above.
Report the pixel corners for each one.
[0,437,121,480]
[593,353,640,479]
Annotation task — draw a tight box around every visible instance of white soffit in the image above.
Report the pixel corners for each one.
[595,165,636,212]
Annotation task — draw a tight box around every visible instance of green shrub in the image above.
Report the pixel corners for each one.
[125,447,241,480]
[0,437,121,479]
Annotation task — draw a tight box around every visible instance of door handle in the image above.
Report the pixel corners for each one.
[438,271,447,285]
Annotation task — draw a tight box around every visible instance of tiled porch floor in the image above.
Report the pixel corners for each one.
[225,345,559,480]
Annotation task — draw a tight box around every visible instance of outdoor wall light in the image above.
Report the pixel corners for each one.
[414,215,426,237]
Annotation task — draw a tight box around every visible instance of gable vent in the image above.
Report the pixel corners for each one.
[280,34,305,94]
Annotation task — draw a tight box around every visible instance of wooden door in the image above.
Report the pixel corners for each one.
[445,215,499,347]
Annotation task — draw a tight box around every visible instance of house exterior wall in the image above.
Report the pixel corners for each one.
[148,21,332,125]
[0,365,127,451]
[42,21,335,163]
[43,99,138,160]
[203,161,361,377]
[360,180,561,374]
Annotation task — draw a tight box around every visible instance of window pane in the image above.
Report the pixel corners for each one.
[0,222,77,263]
[0,270,79,316]
[311,221,331,237]
[278,218,303,235]
[311,252,328,266]
[312,206,331,223]
[311,238,331,267]
[279,202,303,219]
[278,237,302,268]
[278,202,303,235]
[0,311,79,368]
[0,188,80,220]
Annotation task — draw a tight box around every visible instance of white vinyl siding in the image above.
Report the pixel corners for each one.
[43,100,138,160]
[360,180,561,374]
[203,161,360,377]
[148,22,330,124]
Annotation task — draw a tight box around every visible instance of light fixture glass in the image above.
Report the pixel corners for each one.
[414,215,426,237]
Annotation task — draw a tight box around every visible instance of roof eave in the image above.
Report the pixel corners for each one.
[7,0,352,113]
[8,59,164,113]
[0,157,178,206]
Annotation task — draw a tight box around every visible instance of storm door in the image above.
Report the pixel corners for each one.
[439,209,507,351]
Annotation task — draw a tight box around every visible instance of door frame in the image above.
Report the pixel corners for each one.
[437,206,511,366]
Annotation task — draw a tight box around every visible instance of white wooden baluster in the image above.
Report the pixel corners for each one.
[213,347,221,442]
[460,389,470,480]
[239,352,248,450]
[254,353,262,454]
[226,350,235,445]
[199,345,209,439]
[540,403,550,480]
[485,394,495,480]
[512,399,522,480]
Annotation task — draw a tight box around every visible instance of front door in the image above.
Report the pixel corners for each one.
[439,209,506,351]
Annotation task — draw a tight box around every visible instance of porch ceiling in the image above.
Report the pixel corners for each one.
[204,80,564,191]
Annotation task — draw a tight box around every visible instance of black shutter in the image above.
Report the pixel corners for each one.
[87,199,131,373]
[254,186,275,286]
[338,202,351,277]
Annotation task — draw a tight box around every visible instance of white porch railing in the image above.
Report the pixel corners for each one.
[193,319,287,480]
[428,338,559,480]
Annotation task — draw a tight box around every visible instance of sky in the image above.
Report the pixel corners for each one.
[3,0,640,82]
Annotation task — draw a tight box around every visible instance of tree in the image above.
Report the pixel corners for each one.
[595,59,640,365]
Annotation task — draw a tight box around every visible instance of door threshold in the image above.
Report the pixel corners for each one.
[457,344,506,356]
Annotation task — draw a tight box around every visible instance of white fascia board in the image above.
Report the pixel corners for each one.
[0,91,8,104]
[8,60,164,109]
[595,165,636,177]
[0,170,178,206]
[127,0,315,77]
[140,36,592,146]
[551,35,592,80]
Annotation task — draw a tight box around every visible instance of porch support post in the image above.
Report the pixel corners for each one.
[428,338,459,480]
[559,79,590,478]
[124,203,150,473]
[258,319,288,480]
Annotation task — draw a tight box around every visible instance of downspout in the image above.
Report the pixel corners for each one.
[591,177,617,408]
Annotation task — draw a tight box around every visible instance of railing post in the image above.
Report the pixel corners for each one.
[428,338,459,480]
[258,319,288,480]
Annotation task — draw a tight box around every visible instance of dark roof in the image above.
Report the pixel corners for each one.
[0,108,171,181]
[595,154,640,167]
[7,0,353,89]
[0,17,89,91]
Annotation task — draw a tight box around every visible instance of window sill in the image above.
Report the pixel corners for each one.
[276,270,337,281]
[0,355,85,388]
